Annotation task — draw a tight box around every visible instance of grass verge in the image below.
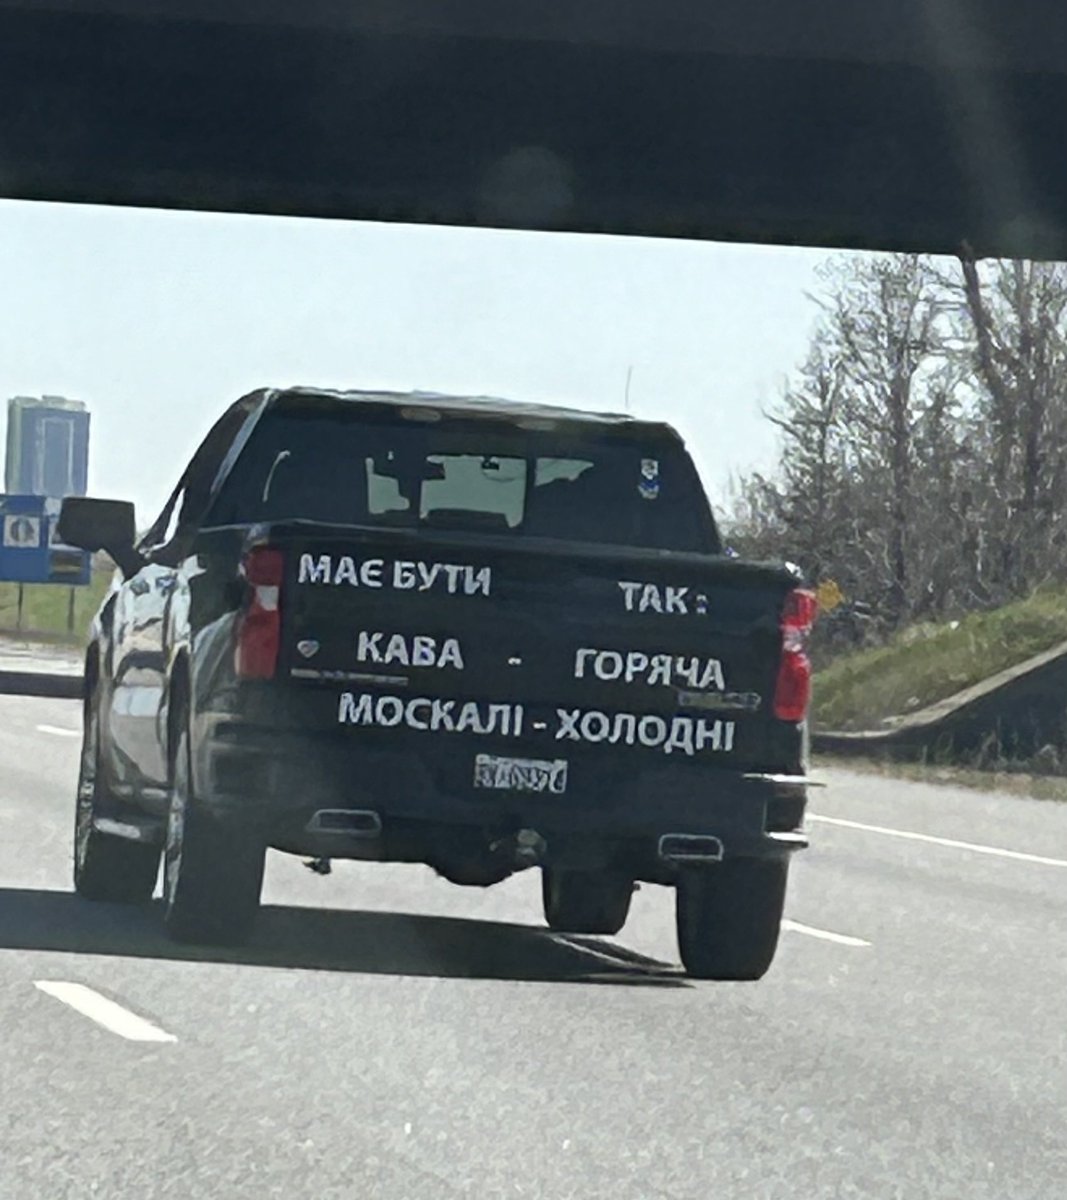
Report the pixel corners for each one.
[0,571,111,644]
[814,586,1067,730]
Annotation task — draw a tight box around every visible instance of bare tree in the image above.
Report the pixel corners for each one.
[757,332,847,581]
[952,249,1067,593]
[731,249,1067,653]
[817,255,947,619]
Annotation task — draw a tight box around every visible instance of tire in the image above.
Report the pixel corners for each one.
[675,858,788,981]
[73,692,161,903]
[542,868,633,935]
[162,728,265,946]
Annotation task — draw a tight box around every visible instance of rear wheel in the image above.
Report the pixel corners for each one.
[162,729,265,946]
[541,868,633,935]
[73,694,161,903]
[675,858,788,981]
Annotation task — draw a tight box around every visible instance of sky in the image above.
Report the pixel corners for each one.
[0,198,838,522]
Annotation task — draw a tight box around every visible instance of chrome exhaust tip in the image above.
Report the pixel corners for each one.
[657,833,724,864]
[305,809,382,837]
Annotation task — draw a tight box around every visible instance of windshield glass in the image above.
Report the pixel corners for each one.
[207,409,718,552]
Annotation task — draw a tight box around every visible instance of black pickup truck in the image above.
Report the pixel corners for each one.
[59,387,814,979]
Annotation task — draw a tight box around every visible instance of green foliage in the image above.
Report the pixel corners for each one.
[814,587,1067,730]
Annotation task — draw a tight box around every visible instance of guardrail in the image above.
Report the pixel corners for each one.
[0,670,83,700]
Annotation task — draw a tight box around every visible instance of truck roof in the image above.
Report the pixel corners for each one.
[262,386,685,443]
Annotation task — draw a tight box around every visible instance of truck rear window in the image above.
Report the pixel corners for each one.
[208,409,719,553]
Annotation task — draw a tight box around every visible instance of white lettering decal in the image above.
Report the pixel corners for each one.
[438,638,465,670]
[637,715,668,746]
[579,711,610,742]
[696,719,736,752]
[556,708,581,741]
[639,584,663,614]
[574,648,596,679]
[624,651,649,683]
[665,586,689,614]
[443,564,464,594]
[334,556,359,587]
[466,566,492,596]
[594,651,624,681]
[412,636,436,667]
[338,692,373,724]
[383,633,409,666]
[339,693,522,737]
[618,581,642,611]
[486,702,509,735]
[455,701,486,733]
[299,554,331,585]
[649,654,672,685]
[567,646,729,692]
[358,632,466,671]
[676,656,700,688]
[544,706,738,756]
[418,562,441,591]
[609,713,637,744]
[340,691,733,756]
[301,557,491,597]
[695,719,723,751]
[394,560,417,589]
[405,699,431,730]
[617,580,706,617]
[361,558,384,588]
[664,718,695,756]
[698,659,726,691]
[357,631,383,663]
[375,696,404,727]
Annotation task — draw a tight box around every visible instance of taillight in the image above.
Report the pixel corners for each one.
[773,588,817,722]
[235,547,284,680]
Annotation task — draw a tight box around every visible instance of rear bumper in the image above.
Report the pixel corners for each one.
[192,714,810,864]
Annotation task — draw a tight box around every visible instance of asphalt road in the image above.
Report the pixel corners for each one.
[1,692,1065,1199]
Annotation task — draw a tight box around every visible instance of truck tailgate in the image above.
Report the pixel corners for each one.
[269,525,800,782]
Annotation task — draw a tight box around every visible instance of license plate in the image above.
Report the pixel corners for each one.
[474,754,569,794]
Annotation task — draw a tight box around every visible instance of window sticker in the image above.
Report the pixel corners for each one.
[638,458,660,500]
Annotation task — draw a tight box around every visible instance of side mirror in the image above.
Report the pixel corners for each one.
[57,497,140,577]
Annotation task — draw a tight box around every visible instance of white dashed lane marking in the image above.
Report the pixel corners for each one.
[782,919,871,948]
[809,813,1067,869]
[34,982,177,1043]
[36,724,80,738]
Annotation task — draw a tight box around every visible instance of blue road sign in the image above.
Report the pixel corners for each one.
[0,495,91,585]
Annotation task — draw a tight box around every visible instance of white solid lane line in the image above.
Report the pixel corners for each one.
[36,724,80,738]
[782,919,871,948]
[34,982,177,1044]
[809,813,1067,869]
